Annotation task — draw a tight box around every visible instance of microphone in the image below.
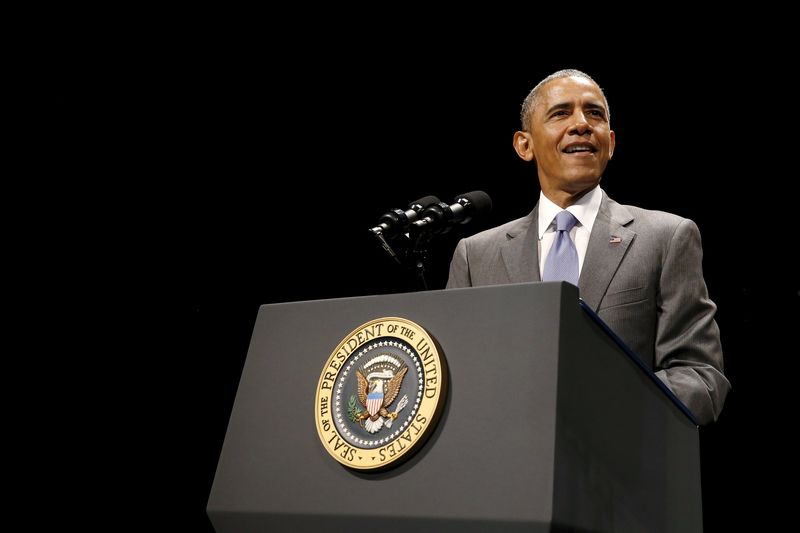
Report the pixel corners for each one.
[412,191,492,234]
[369,195,441,238]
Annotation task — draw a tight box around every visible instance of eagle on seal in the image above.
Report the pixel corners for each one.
[356,364,408,433]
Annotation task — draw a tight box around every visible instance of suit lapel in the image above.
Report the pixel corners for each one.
[501,206,540,283]
[579,195,635,311]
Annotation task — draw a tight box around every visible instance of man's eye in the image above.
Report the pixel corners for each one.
[552,110,569,117]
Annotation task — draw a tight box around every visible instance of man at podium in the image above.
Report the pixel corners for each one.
[446,69,729,425]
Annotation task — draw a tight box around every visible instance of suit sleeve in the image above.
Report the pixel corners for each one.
[446,238,472,288]
[654,219,730,425]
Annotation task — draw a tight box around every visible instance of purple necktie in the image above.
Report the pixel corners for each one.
[543,210,579,285]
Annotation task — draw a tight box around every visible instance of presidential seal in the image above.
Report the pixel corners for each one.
[314,317,447,470]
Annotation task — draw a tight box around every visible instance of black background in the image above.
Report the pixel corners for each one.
[108,37,798,532]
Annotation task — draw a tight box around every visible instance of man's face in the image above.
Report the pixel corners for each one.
[520,76,615,197]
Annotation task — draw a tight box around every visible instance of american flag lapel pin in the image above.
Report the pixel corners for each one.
[609,236,622,244]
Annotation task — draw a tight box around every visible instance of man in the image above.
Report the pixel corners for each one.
[446,69,729,425]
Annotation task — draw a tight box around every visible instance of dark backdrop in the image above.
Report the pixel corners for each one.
[135,50,796,532]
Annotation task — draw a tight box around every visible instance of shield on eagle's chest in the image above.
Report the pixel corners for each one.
[366,382,384,416]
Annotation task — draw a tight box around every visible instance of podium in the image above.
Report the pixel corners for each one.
[207,282,702,533]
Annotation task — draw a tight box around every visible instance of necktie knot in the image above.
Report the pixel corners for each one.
[554,210,578,232]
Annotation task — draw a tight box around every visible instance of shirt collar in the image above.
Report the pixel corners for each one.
[537,185,603,239]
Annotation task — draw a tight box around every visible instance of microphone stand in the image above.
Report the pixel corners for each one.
[408,229,436,291]
[368,227,435,291]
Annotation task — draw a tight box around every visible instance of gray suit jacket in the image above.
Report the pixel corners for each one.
[447,192,729,425]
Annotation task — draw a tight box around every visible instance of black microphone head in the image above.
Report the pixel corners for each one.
[370,195,443,238]
[455,190,492,219]
[408,195,440,212]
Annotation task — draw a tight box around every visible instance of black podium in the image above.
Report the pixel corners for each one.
[207,282,702,533]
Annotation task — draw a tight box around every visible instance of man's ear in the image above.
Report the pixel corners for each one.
[609,130,616,159]
[513,130,535,161]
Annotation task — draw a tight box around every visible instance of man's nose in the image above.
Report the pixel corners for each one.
[569,112,592,135]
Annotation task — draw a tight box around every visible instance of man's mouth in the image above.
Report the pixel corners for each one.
[562,142,597,154]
